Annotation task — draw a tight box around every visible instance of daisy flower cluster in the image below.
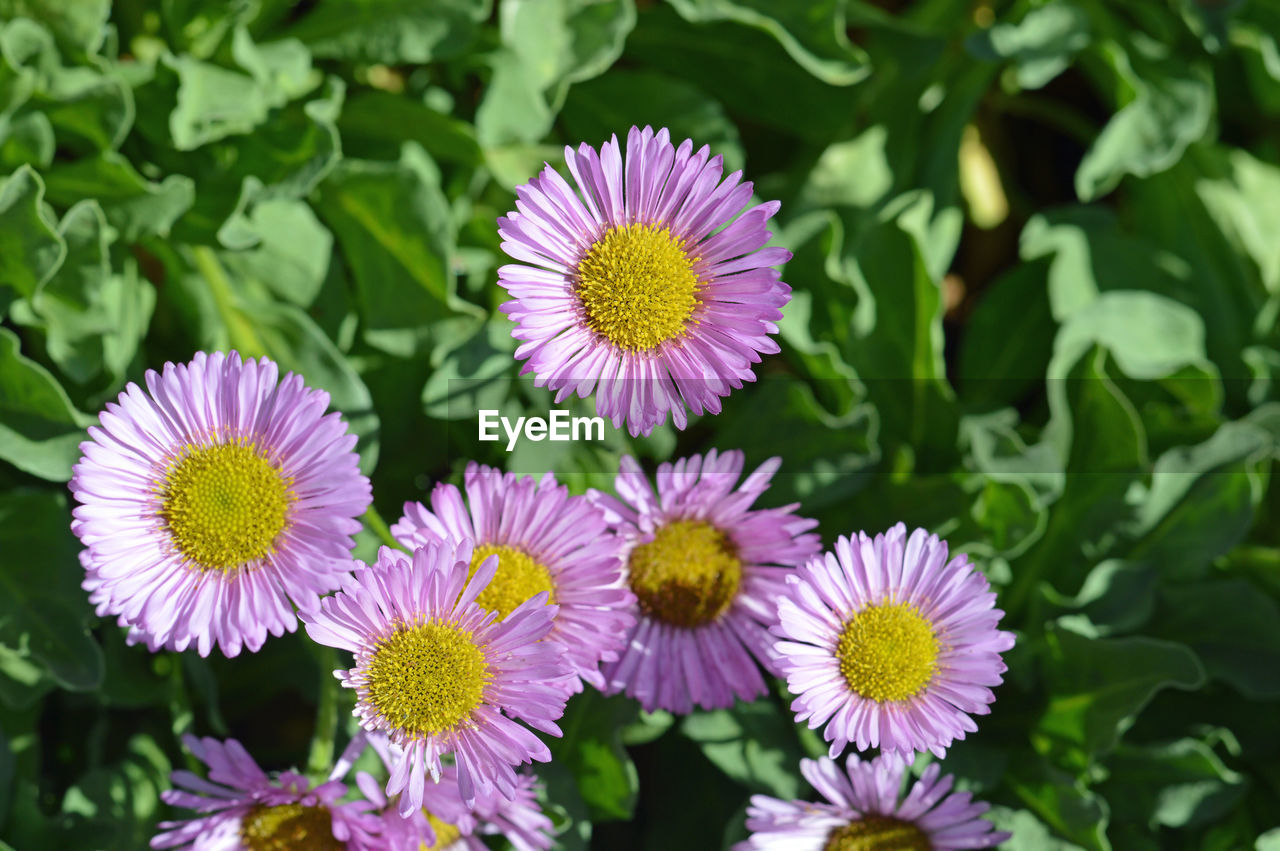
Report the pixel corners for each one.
[68,126,1017,850]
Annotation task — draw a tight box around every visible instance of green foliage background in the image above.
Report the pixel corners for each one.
[1,0,1279,848]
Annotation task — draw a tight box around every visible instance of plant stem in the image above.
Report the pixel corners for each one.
[363,505,407,552]
[191,245,267,358]
[306,645,340,777]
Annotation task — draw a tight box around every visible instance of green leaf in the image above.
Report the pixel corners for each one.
[0,165,64,308]
[475,49,554,147]
[60,735,170,849]
[421,318,515,421]
[339,90,481,167]
[281,0,491,63]
[1194,147,1280,295]
[24,201,155,385]
[1101,737,1246,830]
[1123,420,1271,576]
[966,1,1091,89]
[958,260,1055,409]
[0,0,110,57]
[499,0,636,94]
[559,68,745,173]
[316,144,480,356]
[0,327,89,481]
[666,0,869,85]
[1149,579,1280,700]
[680,701,808,798]
[249,300,381,475]
[1005,753,1113,851]
[546,690,639,821]
[1042,560,1158,637]
[42,151,195,241]
[0,110,54,170]
[0,490,103,692]
[159,53,272,150]
[1075,51,1212,201]
[986,806,1091,851]
[1039,627,1206,757]
[219,198,332,306]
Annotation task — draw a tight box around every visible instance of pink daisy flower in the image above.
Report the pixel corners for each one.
[150,734,381,850]
[301,540,569,814]
[497,124,793,437]
[71,351,371,657]
[391,462,634,693]
[588,449,820,714]
[773,524,1015,760]
[736,753,1010,850]
[362,756,554,851]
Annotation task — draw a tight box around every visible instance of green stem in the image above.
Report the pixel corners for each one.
[363,505,407,552]
[166,657,201,773]
[306,645,340,777]
[191,245,267,358]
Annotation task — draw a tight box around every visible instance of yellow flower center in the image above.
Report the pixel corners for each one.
[823,815,931,851]
[835,602,940,703]
[366,620,490,736]
[158,441,293,572]
[574,222,702,352]
[240,803,342,851]
[468,543,556,621]
[419,811,463,850]
[627,520,741,628]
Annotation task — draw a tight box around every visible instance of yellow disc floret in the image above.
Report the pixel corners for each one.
[240,803,342,851]
[469,543,556,621]
[159,441,293,572]
[835,602,940,703]
[574,222,702,352]
[823,815,932,851]
[419,811,463,850]
[627,520,741,628]
[366,620,490,736]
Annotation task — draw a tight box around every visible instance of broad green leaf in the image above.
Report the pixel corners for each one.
[60,735,170,850]
[986,806,1090,851]
[1149,579,1280,700]
[230,25,315,104]
[1039,627,1206,758]
[42,151,195,241]
[219,197,332,306]
[0,327,89,481]
[316,144,480,356]
[798,124,893,210]
[1194,147,1280,294]
[250,300,381,475]
[339,90,481,167]
[421,318,516,421]
[1005,753,1112,851]
[666,0,869,85]
[1019,207,1192,322]
[0,110,54,170]
[547,690,639,821]
[0,0,110,56]
[1075,51,1212,201]
[158,53,271,150]
[475,49,554,147]
[966,1,1091,89]
[958,260,1055,409]
[625,4,855,140]
[500,0,636,94]
[281,0,490,63]
[559,69,745,173]
[680,701,808,798]
[1123,420,1271,576]
[0,165,63,307]
[1042,560,1158,637]
[0,490,103,692]
[1101,737,1246,830]
[22,201,154,385]
[1051,290,1213,383]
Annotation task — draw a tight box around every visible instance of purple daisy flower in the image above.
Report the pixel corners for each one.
[588,449,820,714]
[773,523,1015,760]
[301,540,569,814]
[362,757,554,851]
[150,734,382,850]
[497,124,793,437]
[735,753,1010,850]
[391,461,634,693]
[71,351,371,658]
